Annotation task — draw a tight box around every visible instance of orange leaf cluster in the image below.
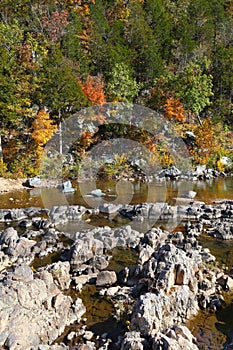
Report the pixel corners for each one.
[80,75,106,106]
[164,97,186,122]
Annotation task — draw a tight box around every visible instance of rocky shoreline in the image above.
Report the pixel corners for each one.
[1,164,232,194]
[0,197,233,349]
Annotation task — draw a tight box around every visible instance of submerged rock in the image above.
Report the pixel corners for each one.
[87,189,105,197]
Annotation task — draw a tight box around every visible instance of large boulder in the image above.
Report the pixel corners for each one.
[131,287,198,337]
[0,263,86,349]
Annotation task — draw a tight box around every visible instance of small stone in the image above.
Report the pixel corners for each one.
[84,331,94,340]
[96,271,117,287]
[67,331,76,341]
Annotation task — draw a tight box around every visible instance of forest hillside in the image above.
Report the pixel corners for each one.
[0,0,232,177]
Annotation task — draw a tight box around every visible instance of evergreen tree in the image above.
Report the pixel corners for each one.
[144,0,172,61]
[212,45,233,123]
[37,45,87,120]
[125,0,164,83]
[88,0,110,75]
[61,12,89,75]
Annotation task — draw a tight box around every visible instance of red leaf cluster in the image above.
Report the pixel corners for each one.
[42,10,69,42]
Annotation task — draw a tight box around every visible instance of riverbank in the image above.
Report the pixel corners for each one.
[0,177,26,193]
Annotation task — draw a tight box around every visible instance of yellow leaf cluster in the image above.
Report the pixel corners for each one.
[32,109,57,149]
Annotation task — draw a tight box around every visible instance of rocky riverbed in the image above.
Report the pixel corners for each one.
[0,196,233,349]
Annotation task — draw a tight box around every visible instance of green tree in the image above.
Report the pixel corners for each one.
[61,11,88,73]
[106,62,141,102]
[165,0,215,67]
[124,0,164,83]
[37,46,88,119]
[106,20,132,71]
[0,20,39,168]
[0,20,24,125]
[175,59,213,122]
[144,0,172,61]
[212,45,233,123]
[88,0,110,75]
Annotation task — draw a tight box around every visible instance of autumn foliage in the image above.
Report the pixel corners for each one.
[164,97,186,122]
[42,10,69,42]
[0,0,232,176]
[190,118,217,165]
[80,75,106,105]
[31,110,57,166]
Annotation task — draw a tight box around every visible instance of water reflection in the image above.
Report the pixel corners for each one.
[1,177,232,210]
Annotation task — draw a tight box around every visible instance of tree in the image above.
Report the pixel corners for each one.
[191,118,217,165]
[106,62,141,102]
[0,20,24,126]
[0,20,39,168]
[31,109,57,167]
[164,0,215,68]
[144,0,172,61]
[41,9,69,43]
[124,0,164,82]
[37,45,87,118]
[175,59,213,122]
[61,12,89,74]
[87,0,110,74]
[212,45,233,123]
[106,19,132,71]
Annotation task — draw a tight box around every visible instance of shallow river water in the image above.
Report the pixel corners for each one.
[0,176,233,349]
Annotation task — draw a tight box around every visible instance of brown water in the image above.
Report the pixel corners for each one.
[188,231,233,350]
[0,177,233,210]
[55,247,137,347]
[186,291,233,350]
[1,177,233,349]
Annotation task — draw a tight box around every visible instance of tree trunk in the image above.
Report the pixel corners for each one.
[59,111,62,155]
[197,113,202,126]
